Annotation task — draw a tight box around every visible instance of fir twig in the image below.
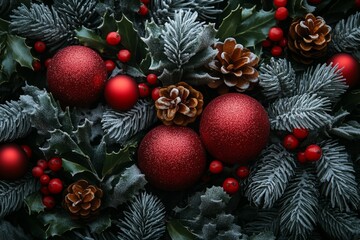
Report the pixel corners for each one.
[316,140,359,212]
[243,208,280,236]
[246,144,296,209]
[0,100,31,142]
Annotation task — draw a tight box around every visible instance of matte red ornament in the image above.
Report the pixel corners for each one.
[105,75,139,111]
[0,144,28,180]
[47,46,107,107]
[327,53,360,89]
[137,125,206,191]
[199,93,270,165]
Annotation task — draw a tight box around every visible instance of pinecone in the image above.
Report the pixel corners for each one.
[288,13,331,64]
[155,82,204,126]
[208,37,259,92]
[63,180,103,219]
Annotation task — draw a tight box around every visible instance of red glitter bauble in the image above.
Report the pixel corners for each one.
[0,144,28,180]
[104,75,139,111]
[137,125,206,191]
[199,93,270,165]
[328,53,360,89]
[47,46,107,107]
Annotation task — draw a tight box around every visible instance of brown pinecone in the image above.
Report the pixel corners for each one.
[208,37,259,92]
[155,82,204,126]
[63,180,103,219]
[288,13,331,64]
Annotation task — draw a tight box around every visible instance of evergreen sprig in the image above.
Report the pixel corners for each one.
[246,144,296,209]
[243,208,280,236]
[0,100,31,142]
[316,140,359,212]
[101,99,156,144]
[117,192,166,240]
[259,58,296,100]
[267,93,332,131]
[279,171,319,240]
[0,0,18,18]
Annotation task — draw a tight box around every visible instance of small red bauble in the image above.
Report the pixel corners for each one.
[305,145,322,162]
[40,174,50,185]
[138,4,149,16]
[32,166,44,178]
[37,159,48,170]
[105,60,116,72]
[268,27,284,42]
[297,152,307,164]
[40,186,50,195]
[0,144,28,180]
[262,39,272,48]
[32,60,41,71]
[117,49,131,63]
[34,41,46,53]
[236,166,250,179]
[273,0,287,7]
[106,32,121,46]
[308,0,321,4]
[279,37,288,48]
[146,74,158,85]
[200,93,270,165]
[44,58,51,68]
[151,87,161,101]
[47,46,107,107]
[138,83,150,98]
[283,134,299,150]
[292,128,309,139]
[105,75,139,111]
[48,178,63,194]
[21,145,32,159]
[42,196,56,209]
[327,53,360,88]
[48,157,62,172]
[138,125,206,191]
[209,160,224,174]
[222,178,239,194]
[275,7,288,21]
[271,46,283,57]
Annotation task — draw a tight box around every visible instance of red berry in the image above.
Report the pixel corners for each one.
[292,128,309,140]
[262,39,272,48]
[40,186,50,195]
[305,145,322,162]
[297,152,307,164]
[283,134,299,150]
[48,157,62,172]
[151,87,161,101]
[44,58,51,68]
[271,46,283,57]
[105,60,116,72]
[138,4,149,16]
[42,196,56,209]
[222,178,239,194]
[268,27,284,42]
[37,159,48,170]
[141,0,150,4]
[32,60,41,71]
[34,41,46,53]
[21,145,32,159]
[275,7,289,21]
[138,83,150,98]
[106,32,121,46]
[236,166,250,179]
[209,160,223,174]
[308,0,321,4]
[48,178,63,194]
[117,49,131,63]
[32,166,44,178]
[273,0,287,7]
[279,37,288,48]
[146,73,158,85]
[40,174,50,185]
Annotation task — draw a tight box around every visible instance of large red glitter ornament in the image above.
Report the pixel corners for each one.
[0,144,29,180]
[47,46,107,107]
[328,53,360,89]
[104,75,139,111]
[137,125,206,191]
[199,93,270,165]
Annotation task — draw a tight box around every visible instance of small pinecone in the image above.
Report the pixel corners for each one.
[208,37,259,92]
[63,180,103,219]
[288,13,331,64]
[155,82,204,126]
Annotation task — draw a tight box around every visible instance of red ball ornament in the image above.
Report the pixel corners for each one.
[327,53,360,89]
[222,178,239,194]
[105,75,139,111]
[199,93,270,165]
[47,46,107,107]
[137,125,206,191]
[0,144,28,180]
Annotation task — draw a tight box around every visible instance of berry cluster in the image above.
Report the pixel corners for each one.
[32,41,50,71]
[283,128,322,164]
[32,157,63,209]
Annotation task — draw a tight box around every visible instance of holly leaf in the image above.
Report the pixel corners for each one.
[24,192,45,215]
[167,220,196,240]
[62,158,92,177]
[39,211,82,237]
[217,5,242,40]
[98,11,117,38]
